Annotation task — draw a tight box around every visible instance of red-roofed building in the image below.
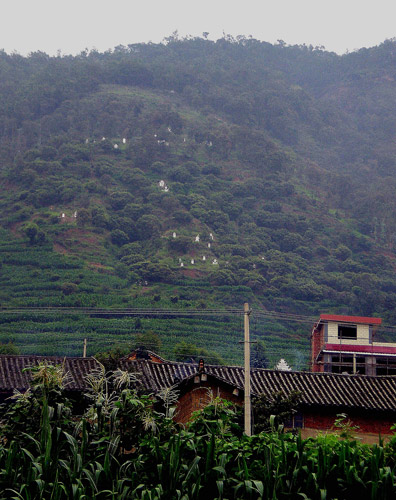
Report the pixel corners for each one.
[311,314,396,375]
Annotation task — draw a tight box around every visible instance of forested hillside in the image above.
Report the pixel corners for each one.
[1,36,396,364]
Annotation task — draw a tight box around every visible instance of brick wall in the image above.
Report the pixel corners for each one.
[175,381,242,424]
[304,409,395,435]
[311,326,324,372]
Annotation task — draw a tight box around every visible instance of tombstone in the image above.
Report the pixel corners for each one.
[191,259,194,265]
[172,232,177,238]
[276,359,292,371]
[165,142,169,146]
[167,127,172,132]
[164,186,169,192]
[212,259,218,265]
[154,134,157,138]
[159,180,165,188]
[102,137,106,141]
[183,137,186,142]
[203,255,206,261]
[85,138,89,144]
[114,144,119,149]
[74,211,78,218]
[209,233,214,240]
[195,235,200,242]
[208,242,211,248]
[261,257,265,260]
[122,138,126,144]
[252,263,256,269]
[61,213,65,218]
[180,262,184,267]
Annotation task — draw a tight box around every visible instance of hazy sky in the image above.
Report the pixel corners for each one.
[1,0,396,56]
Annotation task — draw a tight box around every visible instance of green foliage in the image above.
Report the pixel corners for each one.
[174,340,224,365]
[0,342,19,355]
[2,37,396,361]
[253,390,302,433]
[1,364,396,498]
[135,330,162,353]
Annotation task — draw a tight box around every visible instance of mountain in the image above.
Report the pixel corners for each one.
[1,36,396,365]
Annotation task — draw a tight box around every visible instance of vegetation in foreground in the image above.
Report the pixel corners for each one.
[1,362,396,498]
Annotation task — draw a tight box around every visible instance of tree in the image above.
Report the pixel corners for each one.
[251,340,269,368]
[0,341,20,355]
[174,341,224,365]
[111,229,129,246]
[135,331,162,353]
[253,390,301,433]
[24,222,38,244]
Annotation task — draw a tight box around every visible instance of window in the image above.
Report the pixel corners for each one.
[376,357,396,375]
[285,412,304,429]
[331,354,354,374]
[330,354,366,374]
[338,324,357,339]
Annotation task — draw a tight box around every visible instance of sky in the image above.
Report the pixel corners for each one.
[1,0,396,56]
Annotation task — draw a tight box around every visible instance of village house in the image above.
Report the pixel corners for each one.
[311,314,396,375]
[1,347,396,443]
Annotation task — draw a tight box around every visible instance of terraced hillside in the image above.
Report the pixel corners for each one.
[1,38,396,365]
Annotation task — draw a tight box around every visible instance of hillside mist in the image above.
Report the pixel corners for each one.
[1,36,396,364]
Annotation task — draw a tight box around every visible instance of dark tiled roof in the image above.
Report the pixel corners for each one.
[2,355,396,413]
[0,355,100,391]
[120,359,396,413]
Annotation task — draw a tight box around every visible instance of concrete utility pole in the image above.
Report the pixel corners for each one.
[244,302,252,436]
[83,338,87,358]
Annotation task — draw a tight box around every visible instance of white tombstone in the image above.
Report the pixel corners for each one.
[253,263,256,269]
[61,213,65,218]
[212,259,218,265]
[195,235,200,242]
[167,127,172,132]
[180,262,184,267]
[114,144,119,149]
[164,186,169,192]
[276,359,292,371]
[102,137,106,141]
[183,137,186,142]
[154,134,157,138]
[203,255,206,261]
[208,242,211,248]
[159,180,165,188]
[122,138,126,144]
[85,138,89,144]
[74,211,77,218]
[172,232,176,238]
[209,233,214,240]
[191,259,194,265]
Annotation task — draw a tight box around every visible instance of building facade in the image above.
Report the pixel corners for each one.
[311,314,396,375]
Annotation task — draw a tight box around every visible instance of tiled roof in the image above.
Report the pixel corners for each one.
[0,355,100,391]
[2,355,396,413]
[320,314,382,325]
[120,359,396,413]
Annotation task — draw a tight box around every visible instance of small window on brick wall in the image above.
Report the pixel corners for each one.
[338,324,357,339]
[285,412,304,429]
